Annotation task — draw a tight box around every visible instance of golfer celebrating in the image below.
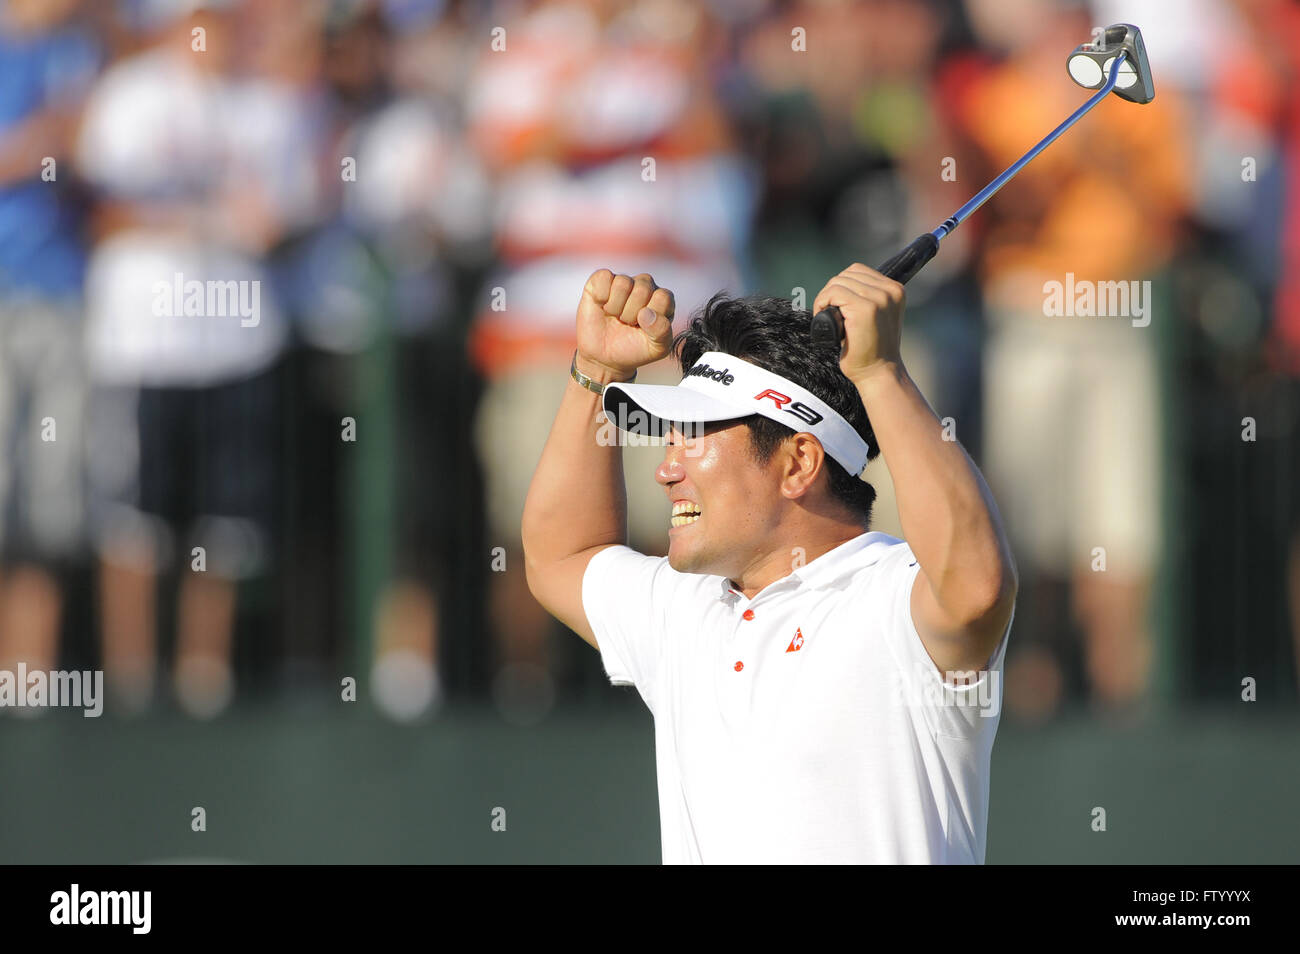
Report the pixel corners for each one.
[522,266,1017,864]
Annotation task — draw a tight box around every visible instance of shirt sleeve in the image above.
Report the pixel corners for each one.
[879,543,1013,741]
[581,545,678,713]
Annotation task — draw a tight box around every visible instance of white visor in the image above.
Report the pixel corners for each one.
[602,351,872,476]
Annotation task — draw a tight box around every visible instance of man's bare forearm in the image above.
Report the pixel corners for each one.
[522,269,675,629]
[521,355,630,569]
[853,361,1015,625]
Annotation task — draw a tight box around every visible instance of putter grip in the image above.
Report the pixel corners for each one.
[809,232,940,351]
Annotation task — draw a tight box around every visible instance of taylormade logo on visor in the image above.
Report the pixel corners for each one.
[684,363,735,386]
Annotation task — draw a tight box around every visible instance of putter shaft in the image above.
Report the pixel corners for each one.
[810,51,1130,351]
[932,50,1129,242]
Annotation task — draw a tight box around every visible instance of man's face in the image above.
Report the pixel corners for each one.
[655,419,784,578]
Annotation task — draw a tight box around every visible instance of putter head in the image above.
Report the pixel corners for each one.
[1066,23,1154,104]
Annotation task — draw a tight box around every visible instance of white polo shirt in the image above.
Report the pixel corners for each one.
[581,531,1012,864]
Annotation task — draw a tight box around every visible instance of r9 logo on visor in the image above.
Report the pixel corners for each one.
[754,389,825,426]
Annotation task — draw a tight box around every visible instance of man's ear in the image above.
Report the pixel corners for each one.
[780,433,826,500]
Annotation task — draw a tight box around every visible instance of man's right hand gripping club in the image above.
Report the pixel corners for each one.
[575,269,676,382]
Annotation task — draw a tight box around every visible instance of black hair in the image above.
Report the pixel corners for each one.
[672,293,879,526]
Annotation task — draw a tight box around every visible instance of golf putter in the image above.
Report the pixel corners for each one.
[809,22,1155,352]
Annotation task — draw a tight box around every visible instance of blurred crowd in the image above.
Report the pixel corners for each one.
[0,0,1297,723]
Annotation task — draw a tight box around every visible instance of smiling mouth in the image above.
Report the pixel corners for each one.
[670,502,701,528]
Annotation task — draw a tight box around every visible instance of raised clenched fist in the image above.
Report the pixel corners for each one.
[575,269,675,380]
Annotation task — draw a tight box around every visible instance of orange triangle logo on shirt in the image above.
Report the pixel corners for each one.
[786,628,805,653]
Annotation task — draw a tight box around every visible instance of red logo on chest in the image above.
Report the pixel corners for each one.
[785,628,805,653]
